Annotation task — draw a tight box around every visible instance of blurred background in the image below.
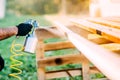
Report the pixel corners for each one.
[1,0,119,80]
[0,0,89,18]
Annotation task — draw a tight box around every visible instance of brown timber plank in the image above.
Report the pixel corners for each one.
[38,54,84,67]
[35,40,45,80]
[54,21,120,80]
[101,43,120,53]
[46,67,100,79]
[86,18,120,29]
[68,25,112,44]
[44,41,74,51]
[102,17,120,23]
[81,55,90,80]
[35,27,65,40]
[71,19,120,43]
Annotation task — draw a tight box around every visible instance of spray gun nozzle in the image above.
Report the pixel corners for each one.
[25,19,39,28]
[33,20,39,28]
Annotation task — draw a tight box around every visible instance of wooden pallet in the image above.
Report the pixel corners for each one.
[35,17,120,80]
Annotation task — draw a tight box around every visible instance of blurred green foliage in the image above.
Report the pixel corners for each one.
[7,0,61,15]
[67,0,89,14]
[7,0,89,15]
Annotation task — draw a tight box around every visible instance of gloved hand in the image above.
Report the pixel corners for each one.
[0,55,4,71]
[16,23,33,36]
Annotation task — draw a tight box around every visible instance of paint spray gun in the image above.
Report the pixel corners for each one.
[23,19,39,53]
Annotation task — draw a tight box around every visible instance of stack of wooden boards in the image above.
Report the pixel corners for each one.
[35,17,120,80]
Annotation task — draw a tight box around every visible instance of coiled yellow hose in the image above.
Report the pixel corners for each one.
[9,39,24,80]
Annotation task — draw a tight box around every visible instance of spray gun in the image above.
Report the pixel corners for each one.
[9,20,39,79]
[24,19,39,53]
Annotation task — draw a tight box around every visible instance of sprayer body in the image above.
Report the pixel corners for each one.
[24,36,37,53]
[23,19,39,53]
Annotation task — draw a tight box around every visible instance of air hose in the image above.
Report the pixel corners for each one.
[9,39,24,80]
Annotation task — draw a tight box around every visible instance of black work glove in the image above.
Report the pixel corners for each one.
[16,23,33,36]
[0,55,4,71]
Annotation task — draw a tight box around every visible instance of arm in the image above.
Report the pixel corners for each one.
[0,23,33,40]
[0,23,33,71]
[0,27,18,40]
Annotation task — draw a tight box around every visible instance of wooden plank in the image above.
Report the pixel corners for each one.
[102,17,120,23]
[90,67,101,74]
[87,34,112,44]
[38,54,84,67]
[46,69,81,79]
[71,19,120,43]
[92,78,109,80]
[44,41,75,51]
[46,67,100,79]
[44,39,116,52]
[86,18,120,29]
[39,42,120,67]
[68,25,111,44]
[54,21,120,80]
[81,55,90,80]
[101,43,120,53]
[45,40,119,52]
[35,27,65,40]
[35,40,45,80]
